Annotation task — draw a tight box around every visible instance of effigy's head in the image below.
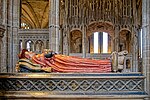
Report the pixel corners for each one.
[18,49,36,59]
[18,49,28,59]
[44,49,57,58]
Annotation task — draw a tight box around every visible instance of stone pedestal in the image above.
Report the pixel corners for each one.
[0,73,147,100]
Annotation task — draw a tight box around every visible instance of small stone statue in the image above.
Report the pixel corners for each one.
[111,50,128,72]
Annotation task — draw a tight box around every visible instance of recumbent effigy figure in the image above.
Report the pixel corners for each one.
[16,49,128,73]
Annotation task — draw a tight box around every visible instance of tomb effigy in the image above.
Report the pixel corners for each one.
[16,49,128,73]
[16,49,112,73]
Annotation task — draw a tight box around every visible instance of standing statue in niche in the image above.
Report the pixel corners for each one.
[36,40,43,53]
[70,31,82,53]
[74,37,82,53]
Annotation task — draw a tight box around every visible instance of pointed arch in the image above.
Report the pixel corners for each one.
[25,40,34,51]
[35,40,44,53]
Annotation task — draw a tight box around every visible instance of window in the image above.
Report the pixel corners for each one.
[103,32,108,53]
[19,40,22,52]
[94,32,99,53]
[92,32,109,53]
[26,40,33,51]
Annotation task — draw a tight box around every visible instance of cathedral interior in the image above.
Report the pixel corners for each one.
[0,0,150,100]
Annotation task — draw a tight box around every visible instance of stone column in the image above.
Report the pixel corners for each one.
[49,0,55,51]
[22,39,26,49]
[12,0,20,72]
[82,25,86,58]
[62,27,69,55]
[62,0,69,55]
[55,0,59,53]
[111,38,114,52]
[59,26,63,54]
[132,0,139,72]
[43,39,47,49]
[114,0,119,52]
[0,0,5,72]
[1,0,8,73]
[0,27,4,72]
[49,0,60,53]
[0,0,3,24]
[142,0,150,99]
[114,26,119,52]
[2,0,20,72]
[132,28,139,72]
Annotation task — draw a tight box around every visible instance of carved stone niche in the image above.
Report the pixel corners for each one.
[119,29,132,53]
[70,30,82,53]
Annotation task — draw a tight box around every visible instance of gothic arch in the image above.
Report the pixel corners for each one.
[86,21,114,53]
[69,30,82,53]
[25,40,34,51]
[70,28,82,33]
[87,21,114,37]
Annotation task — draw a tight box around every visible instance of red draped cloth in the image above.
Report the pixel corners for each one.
[44,55,112,73]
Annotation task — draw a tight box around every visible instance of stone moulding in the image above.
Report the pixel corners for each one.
[0,73,148,99]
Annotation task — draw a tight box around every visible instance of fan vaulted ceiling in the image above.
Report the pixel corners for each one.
[21,0,49,29]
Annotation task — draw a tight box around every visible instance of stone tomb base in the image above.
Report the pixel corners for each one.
[0,73,148,99]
